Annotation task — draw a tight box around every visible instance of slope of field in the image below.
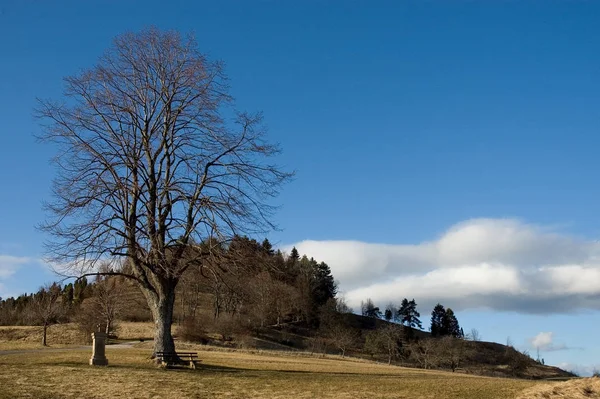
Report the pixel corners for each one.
[0,346,540,399]
[252,316,574,380]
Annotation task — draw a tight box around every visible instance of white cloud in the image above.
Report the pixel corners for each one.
[288,218,600,314]
[0,254,55,298]
[0,255,32,279]
[529,332,575,352]
[531,332,554,349]
[0,254,35,298]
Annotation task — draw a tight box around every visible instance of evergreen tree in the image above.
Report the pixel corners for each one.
[361,298,382,318]
[311,261,337,307]
[289,247,300,262]
[430,303,446,337]
[384,303,396,322]
[398,298,422,329]
[261,238,274,256]
[62,283,74,306]
[73,277,88,305]
[384,308,393,321]
[444,308,461,338]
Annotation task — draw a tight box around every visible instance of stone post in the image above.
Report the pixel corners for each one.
[90,331,108,366]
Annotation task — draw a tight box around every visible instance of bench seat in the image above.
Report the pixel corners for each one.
[156,351,201,369]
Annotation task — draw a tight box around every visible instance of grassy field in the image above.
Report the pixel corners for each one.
[0,345,544,399]
[0,324,83,350]
[0,322,158,350]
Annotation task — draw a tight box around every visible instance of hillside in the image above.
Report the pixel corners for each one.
[241,314,575,380]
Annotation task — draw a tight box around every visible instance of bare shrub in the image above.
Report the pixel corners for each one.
[179,318,209,344]
[73,299,117,344]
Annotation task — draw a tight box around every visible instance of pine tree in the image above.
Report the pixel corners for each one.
[430,303,446,337]
[289,247,300,262]
[384,308,393,321]
[261,238,274,256]
[361,298,382,318]
[62,283,74,306]
[73,277,88,305]
[401,299,423,329]
[384,303,396,322]
[444,308,461,338]
[311,261,337,307]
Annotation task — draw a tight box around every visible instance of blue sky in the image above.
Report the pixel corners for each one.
[1,1,600,374]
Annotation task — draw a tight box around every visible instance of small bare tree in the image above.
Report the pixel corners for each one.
[365,324,404,365]
[92,276,123,336]
[36,27,292,356]
[249,272,274,327]
[318,299,358,358]
[326,319,358,358]
[271,279,297,326]
[466,328,481,342]
[438,336,469,372]
[408,338,439,370]
[29,283,64,346]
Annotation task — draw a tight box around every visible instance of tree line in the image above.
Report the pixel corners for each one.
[360,297,464,339]
[0,237,337,345]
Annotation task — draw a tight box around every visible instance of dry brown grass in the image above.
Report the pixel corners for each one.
[516,377,600,398]
[114,322,156,340]
[0,346,541,399]
[0,324,84,350]
[0,322,164,350]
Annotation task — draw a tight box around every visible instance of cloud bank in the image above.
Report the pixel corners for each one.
[289,218,600,314]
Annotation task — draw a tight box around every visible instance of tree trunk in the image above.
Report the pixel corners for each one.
[144,282,177,359]
[42,323,48,346]
[180,291,185,324]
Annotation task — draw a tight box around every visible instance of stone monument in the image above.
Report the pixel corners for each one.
[90,331,108,366]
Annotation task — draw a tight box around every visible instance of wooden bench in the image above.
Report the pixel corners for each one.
[156,351,201,369]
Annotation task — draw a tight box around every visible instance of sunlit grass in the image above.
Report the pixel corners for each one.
[0,346,541,399]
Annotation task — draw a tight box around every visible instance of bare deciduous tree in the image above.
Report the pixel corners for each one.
[319,298,357,358]
[326,320,358,358]
[92,276,123,335]
[408,338,439,370]
[365,324,404,365]
[249,271,274,327]
[466,328,481,342]
[36,27,292,356]
[29,283,64,346]
[438,336,468,372]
